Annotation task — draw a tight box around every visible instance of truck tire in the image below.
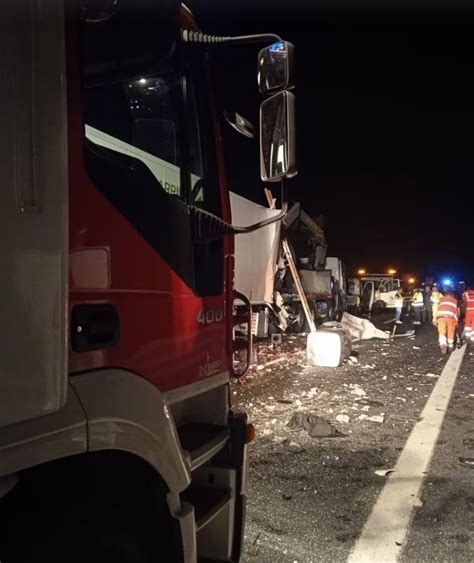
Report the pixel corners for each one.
[5,498,179,563]
[372,300,386,314]
[0,454,180,563]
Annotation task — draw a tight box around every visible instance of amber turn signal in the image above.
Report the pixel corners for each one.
[245,423,256,443]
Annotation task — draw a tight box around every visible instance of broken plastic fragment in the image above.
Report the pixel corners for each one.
[374,468,395,477]
[336,414,350,424]
[367,414,385,423]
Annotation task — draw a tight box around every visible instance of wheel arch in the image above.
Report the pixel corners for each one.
[0,369,190,495]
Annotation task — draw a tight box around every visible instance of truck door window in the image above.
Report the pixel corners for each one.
[84,54,183,199]
[185,51,222,218]
[184,50,224,295]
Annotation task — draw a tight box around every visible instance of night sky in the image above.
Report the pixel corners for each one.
[188,0,474,281]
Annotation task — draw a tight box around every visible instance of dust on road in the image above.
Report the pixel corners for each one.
[232,321,473,562]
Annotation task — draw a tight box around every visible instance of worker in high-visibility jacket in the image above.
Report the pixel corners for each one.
[431,285,443,320]
[412,288,424,325]
[434,290,459,354]
[462,285,474,343]
[394,288,404,324]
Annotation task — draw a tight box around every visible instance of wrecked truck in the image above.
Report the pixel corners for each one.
[230,193,346,337]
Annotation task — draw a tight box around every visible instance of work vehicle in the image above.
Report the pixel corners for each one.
[232,197,345,336]
[0,2,296,561]
[361,274,402,312]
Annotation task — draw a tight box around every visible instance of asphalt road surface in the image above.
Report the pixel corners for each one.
[232,315,474,562]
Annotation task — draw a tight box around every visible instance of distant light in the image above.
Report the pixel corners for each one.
[269,41,285,52]
[408,277,415,284]
[388,268,397,275]
[357,269,366,276]
[138,78,147,84]
[443,278,452,286]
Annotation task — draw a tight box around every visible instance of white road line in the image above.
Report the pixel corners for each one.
[347,344,467,563]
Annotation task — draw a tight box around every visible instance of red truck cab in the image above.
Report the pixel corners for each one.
[0,2,296,561]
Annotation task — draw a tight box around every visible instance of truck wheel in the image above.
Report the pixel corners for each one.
[372,300,386,314]
[3,493,179,563]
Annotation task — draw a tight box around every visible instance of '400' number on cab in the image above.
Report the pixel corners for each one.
[197,309,224,325]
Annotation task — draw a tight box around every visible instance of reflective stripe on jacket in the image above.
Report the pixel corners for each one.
[463,290,474,311]
[436,295,459,321]
[412,291,424,307]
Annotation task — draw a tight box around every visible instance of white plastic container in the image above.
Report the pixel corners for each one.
[307,329,352,367]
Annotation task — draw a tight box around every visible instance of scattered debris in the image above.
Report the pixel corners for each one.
[413,498,424,507]
[287,441,305,453]
[348,355,359,364]
[425,373,439,378]
[340,313,390,340]
[356,398,385,407]
[247,533,261,557]
[459,457,474,467]
[362,364,376,370]
[336,414,350,424]
[287,412,344,437]
[367,414,385,424]
[277,399,293,404]
[393,330,415,338]
[350,384,367,397]
[374,468,395,477]
[282,493,293,500]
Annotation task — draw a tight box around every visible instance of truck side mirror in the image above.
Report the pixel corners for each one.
[257,41,295,95]
[260,91,296,182]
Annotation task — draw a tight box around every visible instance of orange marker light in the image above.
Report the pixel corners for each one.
[245,423,256,443]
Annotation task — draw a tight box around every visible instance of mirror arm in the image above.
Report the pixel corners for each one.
[192,203,287,244]
[231,203,288,235]
[182,30,282,48]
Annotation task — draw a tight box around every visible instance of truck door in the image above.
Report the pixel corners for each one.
[70,10,228,389]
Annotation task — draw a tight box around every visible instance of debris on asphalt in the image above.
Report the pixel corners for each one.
[287,441,305,453]
[339,313,390,340]
[356,398,385,407]
[348,355,359,364]
[458,457,474,467]
[374,468,396,477]
[287,412,344,437]
[350,384,367,397]
[367,414,385,423]
[425,373,439,378]
[336,414,350,424]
